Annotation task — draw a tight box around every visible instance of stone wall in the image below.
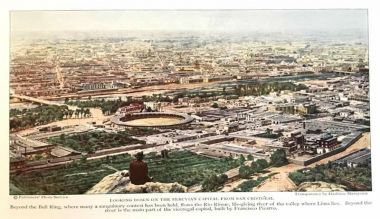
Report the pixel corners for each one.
[289,132,363,166]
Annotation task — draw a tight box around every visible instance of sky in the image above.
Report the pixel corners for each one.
[11,10,368,33]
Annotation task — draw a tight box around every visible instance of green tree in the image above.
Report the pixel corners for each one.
[250,161,259,173]
[256,159,269,171]
[202,174,230,192]
[247,154,254,160]
[270,149,289,167]
[239,165,252,179]
[239,154,246,165]
[288,172,306,185]
[202,174,219,192]
[218,174,228,185]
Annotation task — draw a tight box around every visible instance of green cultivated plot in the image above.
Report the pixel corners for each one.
[10,155,128,195]
[146,151,240,187]
[10,151,240,195]
[47,131,145,153]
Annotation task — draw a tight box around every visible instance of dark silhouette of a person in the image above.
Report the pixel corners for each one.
[129,151,152,185]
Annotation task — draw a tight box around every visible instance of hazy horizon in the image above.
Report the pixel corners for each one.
[11,10,368,33]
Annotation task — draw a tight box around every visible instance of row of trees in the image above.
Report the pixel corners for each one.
[233,175,273,192]
[66,98,132,115]
[233,81,308,97]
[10,105,91,131]
[239,159,270,179]
[73,108,91,118]
[239,149,288,179]
[141,94,173,103]
[171,81,307,101]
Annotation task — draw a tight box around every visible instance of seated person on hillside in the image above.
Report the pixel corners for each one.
[129,151,152,185]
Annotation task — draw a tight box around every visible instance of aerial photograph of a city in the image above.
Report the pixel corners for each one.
[9,10,371,194]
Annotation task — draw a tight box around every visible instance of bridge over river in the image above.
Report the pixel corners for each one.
[11,94,77,110]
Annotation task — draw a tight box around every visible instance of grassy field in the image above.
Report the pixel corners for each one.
[10,150,240,195]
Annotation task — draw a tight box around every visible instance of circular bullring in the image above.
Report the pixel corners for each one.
[111,112,193,128]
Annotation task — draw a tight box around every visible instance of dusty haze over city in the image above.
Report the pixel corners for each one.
[9,10,371,195]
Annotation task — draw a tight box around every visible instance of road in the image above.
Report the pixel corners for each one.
[252,166,300,192]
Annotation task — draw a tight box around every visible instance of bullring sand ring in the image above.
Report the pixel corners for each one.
[111,112,193,128]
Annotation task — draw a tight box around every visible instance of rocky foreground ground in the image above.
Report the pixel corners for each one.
[87,170,348,194]
[295,181,347,192]
[86,170,187,194]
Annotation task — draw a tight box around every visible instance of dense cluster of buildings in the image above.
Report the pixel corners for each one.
[10,33,368,97]
[131,72,370,165]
